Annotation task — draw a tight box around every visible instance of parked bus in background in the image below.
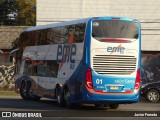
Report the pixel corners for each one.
[14,16,141,109]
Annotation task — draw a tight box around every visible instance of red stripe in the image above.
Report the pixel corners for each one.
[100,38,130,43]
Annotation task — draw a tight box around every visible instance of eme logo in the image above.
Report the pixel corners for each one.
[107,44,125,54]
[56,44,76,64]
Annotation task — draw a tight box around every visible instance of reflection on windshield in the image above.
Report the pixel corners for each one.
[92,20,138,39]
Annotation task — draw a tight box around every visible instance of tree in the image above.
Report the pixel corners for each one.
[0,0,19,25]
[15,0,36,26]
[0,0,36,26]
[11,37,19,50]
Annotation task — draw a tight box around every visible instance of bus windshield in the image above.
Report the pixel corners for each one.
[92,20,138,39]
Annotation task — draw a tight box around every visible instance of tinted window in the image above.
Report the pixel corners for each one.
[37,29,51,45]
[92,20,138,39]
[50,23,86,44]
[50,26,68,44]
[23,60,33,75]
[75,23,86,42]
[23,60,59,77]
[29,31,37,45]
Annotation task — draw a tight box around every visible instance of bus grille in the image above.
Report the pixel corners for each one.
[93,55,137,75]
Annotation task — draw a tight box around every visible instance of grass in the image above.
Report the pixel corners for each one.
[0,90,20,96]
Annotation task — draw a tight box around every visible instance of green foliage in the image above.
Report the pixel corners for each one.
[16,0,36,26]
[0,0,19,25]
[11,37,19,49]
[0,0,36,26]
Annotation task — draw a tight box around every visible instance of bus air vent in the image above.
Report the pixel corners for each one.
[93,55,136,75]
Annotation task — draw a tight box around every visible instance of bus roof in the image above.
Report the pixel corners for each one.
[24,17,91,32]
[23,16,138,32]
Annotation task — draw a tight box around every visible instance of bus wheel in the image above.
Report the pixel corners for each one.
[27,82,41,101]
[56,88,64,106]
[109,104,119,109]
[64,88,74,108]
[20,81,29,100]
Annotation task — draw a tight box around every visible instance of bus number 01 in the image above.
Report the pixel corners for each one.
[96,79,102,84]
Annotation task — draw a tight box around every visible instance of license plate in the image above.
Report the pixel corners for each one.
[110,86,118,90]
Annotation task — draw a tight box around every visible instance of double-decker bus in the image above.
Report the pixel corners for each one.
[14,16,141,109]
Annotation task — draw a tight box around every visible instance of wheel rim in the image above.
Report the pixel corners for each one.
[57,95,61,104]
[21,82,27,96]
[148,91,158,101]
[56,88,61,104]
[65,90,70,106]
[27,83,36,98]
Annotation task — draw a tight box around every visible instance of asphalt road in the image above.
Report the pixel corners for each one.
[0,96,159,120]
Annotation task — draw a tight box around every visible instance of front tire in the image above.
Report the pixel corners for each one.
[20,81,29,100]
[20,81,41,101]
[146,89,160,103]
[27,82,41,101]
